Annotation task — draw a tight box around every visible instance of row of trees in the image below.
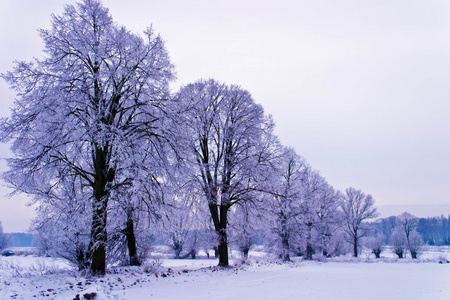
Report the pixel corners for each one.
[368,212,428,259]
[375,214,450,246]
[0,0,379,275]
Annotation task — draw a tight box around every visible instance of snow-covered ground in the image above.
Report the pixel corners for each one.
[1,247,449,299]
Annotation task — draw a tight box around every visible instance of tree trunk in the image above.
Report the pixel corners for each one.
[76,246,87,271]
[280,215,290,262]
[89,198,108,275]
[173,241,183,258]
[218,204,229,267]
[89,146,113,276]
[306,224,313,260]
[373,249,381,258]
[242,247,250,259]
[124,211,140,266]
[208,199,230,267]
[353,236,358,257]
[75,232,87,271]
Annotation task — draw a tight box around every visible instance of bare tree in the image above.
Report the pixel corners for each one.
[1,0,174,275]
[341,187,379,257]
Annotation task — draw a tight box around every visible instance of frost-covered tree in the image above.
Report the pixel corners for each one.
[391,227,407,258]
[394,212,423,259]
[365,234,385,258]
[263,147,307,261]
[341,187,379,257]
[229,199,264,259]
[31,177,91,270]
[109,144,171,266]
[397,212,419,258]
[167,208,191,258]
[176,79,277,266]
[162,182,209,259]
[1,0,174,275]
[297,171,342,260]
[408,230,423,259]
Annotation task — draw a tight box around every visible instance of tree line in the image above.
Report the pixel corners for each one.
[372,214,450,246]
[2,0,421,275]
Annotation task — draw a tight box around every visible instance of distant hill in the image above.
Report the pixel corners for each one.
[377,204,450,219]
[5,233,35,247]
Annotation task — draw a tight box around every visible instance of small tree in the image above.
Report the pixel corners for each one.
[341,187,379,257]
[365,234,385,258]
[229,200,263,259]
[391,228,407,258]
[408,231,423,259]
[397,212,422,259]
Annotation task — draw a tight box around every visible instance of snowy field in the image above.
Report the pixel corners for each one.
[1,247,449,299]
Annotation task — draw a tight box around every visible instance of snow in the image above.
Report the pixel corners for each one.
[126,261,450,300]
[1,249,449,299]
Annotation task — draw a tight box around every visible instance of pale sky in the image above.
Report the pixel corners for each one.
[1,0,450,232]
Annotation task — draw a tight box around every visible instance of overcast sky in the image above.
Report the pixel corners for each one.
[1,0,450,232]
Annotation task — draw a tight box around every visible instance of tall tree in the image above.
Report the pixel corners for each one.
[1,0,174,275]
[298,174,343,260]
[177,79,276,266]
[341,187,379,257]
[266,147,308,261]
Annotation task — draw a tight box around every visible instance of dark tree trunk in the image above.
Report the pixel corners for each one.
[395,249,403,258]
[76,246,87,271]
[280,215,290,262]
[124,211,140,266]
[242,247,250,259]
[373,249,381,258]
[173,242,183,258]
[89,146,113,276]
[353,236,358,257]
[75,232,88,271]
[89,198,108,275]
[306,243,313,260]
[209,200,230,266]
[217,204,229,267]
[306,224,313,260]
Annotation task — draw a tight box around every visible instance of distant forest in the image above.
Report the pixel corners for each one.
[371,215,450,246]
[5,215,450,249]
[5,233,34,247]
